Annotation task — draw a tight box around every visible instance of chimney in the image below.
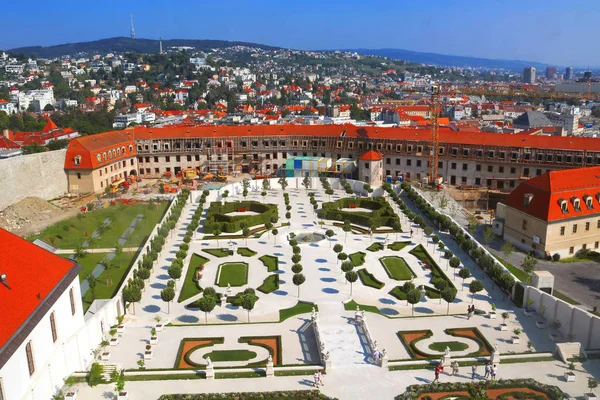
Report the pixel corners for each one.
[3,129,9,139]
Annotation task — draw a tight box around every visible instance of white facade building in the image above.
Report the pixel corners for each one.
[11,88,55,112]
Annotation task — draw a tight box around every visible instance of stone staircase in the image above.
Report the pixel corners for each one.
[99,362,118,381]
[556,342,587,363]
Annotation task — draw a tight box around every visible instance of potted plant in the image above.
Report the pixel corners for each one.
[500,312,510,331]
[100,340,111,361]
[116,315,125,334]
[585,378,598,400]
[144,344,152,360]
[150,328,158,345]
[489,303,497,319]
[524,298,535,316]
[536,304,547,328]
[137,359,145,370]
[155,315,164,332]
[113,370,128,400]
[511,328,521,344]
[549,320,561,342]
[565,362,576,382]
[109,329,119,346]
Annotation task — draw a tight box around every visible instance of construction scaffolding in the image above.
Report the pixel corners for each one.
[207,141,235,176]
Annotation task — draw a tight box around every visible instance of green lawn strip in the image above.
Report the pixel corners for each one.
[357,268,385,289]
[409,244,455,289]
[215,262,248,287]
[428,341,468,352]
[203,248,232,258]
[81,251,136,313]
[125,373,205,381]
[349,251,366,266]
[388,356,556,371]
[366,242,384,252]
[237,247,257,257]
[274,370,317,377]
[178,254,210,303]
[279,302,318,321]
[75,253,111,282]
[215,371,265,379]
[553,290,581,305]
[388,241,411,251]
[203,350,256,362]
[259,255,279,272]
[379,256,414,280]
[257,274,280,294]
[343,300,383,316]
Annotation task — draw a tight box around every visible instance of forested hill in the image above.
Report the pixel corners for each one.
[9,37,280,58]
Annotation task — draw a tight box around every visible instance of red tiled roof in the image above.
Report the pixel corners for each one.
[42,119,58,133]
[503,166,600,222]
[0,229,77,349]
[0,137,20,149]
[64,130,135,169]
[359,150,383,161]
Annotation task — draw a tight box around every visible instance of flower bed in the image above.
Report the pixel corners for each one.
[158,391,336,400]
[238,335,282,366]
[396,327,493,359]
[174,337,225,369]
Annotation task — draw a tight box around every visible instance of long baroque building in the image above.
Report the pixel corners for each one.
[64,124,600,193]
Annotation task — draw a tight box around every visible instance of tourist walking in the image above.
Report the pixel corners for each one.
[432,365,441,384]
[451,360,459,376]
[491,364,498,380]
[467,305,472,320]
[318,370,324,386]
[471,363,477,379]
[410,229,414,238]
[313,371,320,387]
[484,362,491,379]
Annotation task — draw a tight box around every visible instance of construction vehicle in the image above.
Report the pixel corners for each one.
[183,168,199,180]
[200,172,215,181]
[215,166,227,182]
[109,179,130,194]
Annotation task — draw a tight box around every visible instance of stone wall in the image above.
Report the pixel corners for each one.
[0,150,68,210]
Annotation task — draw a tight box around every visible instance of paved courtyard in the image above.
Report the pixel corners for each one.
[74,179,600,400]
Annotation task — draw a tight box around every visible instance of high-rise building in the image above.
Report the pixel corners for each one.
[584,71,593,80]
[546,66,558,80]
[565,67,573,81]
[523,67,536,84]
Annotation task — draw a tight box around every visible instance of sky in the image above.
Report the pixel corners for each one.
[1,0,599,67]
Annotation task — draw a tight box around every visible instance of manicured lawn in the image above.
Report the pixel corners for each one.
[215,262,248,287]
[259,255,279,272]
[203,248,233,258]
[74,253,111,283]
[343,300,382,316]
[279,302,318,321]
[409,244,454,289]
[388,241,411,251]
[428,341,469,352]
[31,201,168,250]
[380,256,414,280]
[203,350,256,362]
[366,242,384,252]
[178,254,210,303]
[81,251,137,312]
[257,274,279,294]
[349,251,366,266]
[237,247,257,257]
[357,268,385,289]
[389,285,441,301]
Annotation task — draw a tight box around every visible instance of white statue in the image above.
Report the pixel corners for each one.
[206,356,212,366]
[267,354,272,364]
[494,343,499,354]
[444,346,451,356]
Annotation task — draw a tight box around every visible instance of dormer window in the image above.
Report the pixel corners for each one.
[96,154,101,163]
[103,152,107,161]
[73,155,81,166]
[524,193,534,207]
[584,195,594,210]
[559,198,568,214]
[129,145,133,153]
[571,196,581,212]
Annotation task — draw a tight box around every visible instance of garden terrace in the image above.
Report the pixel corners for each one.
[318,197,400,229]
[204,201,278,234]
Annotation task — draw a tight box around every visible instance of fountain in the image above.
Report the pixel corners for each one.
[294,232,326,243]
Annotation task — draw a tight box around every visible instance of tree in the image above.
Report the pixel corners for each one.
[458,268,471,289]
[337,252,347,264]
[221,190,229,202]
[123,284,142,314]
[449,257,461,269]
[213,227,221,246]
[240,293,258,322]
[326,229,334,247]
[292,263,303,273]
[469,279,484,303]
[406,288,421,317]
[483,226,495,246]
[391,220,402,241]
[441,287,457,315]
[87,275,98,300]
[102,258,118,286]
[302,176,311,192]
[21,143,47,155]
[197,295,217,324]
[341,260,354,275]
[498,273,515,300]
[293,273,306,298]
[438,195,448,210]
[333,244,343,256]
[168,264,182,286]
[243,227,250,245]
[292,254,302,263]
[271,228,279,245]
[346,270,358,295]
[501,241,515,260]
[343,220,352,242]
[278,176,288,191]
[467,214,478,233]
[521,254,538,284]
[160,286,175,313]
[74,244,88,259]
[424,227,434,237]
[325,188,334,201]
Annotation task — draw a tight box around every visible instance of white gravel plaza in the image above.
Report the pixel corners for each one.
[76,178,600,400]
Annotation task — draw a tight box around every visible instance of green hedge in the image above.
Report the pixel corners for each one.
[175,337,224,369]
[318,197,400,229]
[204,201,278,233]
[238,335,282,366]
[357,268,385,289]
[257,274,280,294]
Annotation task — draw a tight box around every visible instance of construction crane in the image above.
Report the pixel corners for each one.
[428,85,441,185]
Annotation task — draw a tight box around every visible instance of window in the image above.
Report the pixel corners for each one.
[73,156,80,166]
[475,177,481,185]
[407,145,413,153]
[536,169,542,176]
[476,149,483,158]
[26,341,35,376]
[395,144,401,152]
[522,219,528,230]
[451,147,458,156]
[523,168,529,177]
[416,145,423,153]
[461,176,467,184]
[597,219,600,229]
[476,164,481,172]
[396,159,400,165]
[50,312,57,343]
[451,162,457,170]
[573,224,578,234]
[416,160,422,167]
[510,167,516,174]
[586,222,590,231]
[499,151,506,160]
[462,163,468,171]
[406,159,412,166]
[569,246,574,254]
[0,378,4,400]
[595,241,599,249]
[365,163,369,169]
[462,148,469,157]
[560,226,565,236]
[165,156,170,162]
[186,155,191,162]
[69,287,75,315]
[386,158,391,165]
[336,141,342,149]
[487,165,493,173]
[499,166,504,173]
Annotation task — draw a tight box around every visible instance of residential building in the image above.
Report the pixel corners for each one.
[546,66,558,80]
[565,67,574,81]
[523,67,536,84]
[497,166,600,258]
[0,99,16,115]
[11,88,55,112]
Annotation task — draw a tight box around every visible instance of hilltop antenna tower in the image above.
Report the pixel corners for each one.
[130,15,135,39]
[159,37,163,54]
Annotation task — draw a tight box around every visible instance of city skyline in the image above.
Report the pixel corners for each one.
[1,0,600,67]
